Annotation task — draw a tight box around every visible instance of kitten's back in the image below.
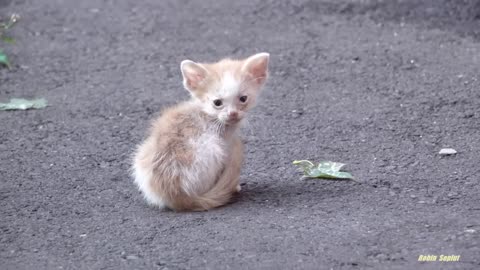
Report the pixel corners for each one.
[134,101,229,209]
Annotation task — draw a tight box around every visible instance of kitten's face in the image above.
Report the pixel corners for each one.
[180,53,269,125]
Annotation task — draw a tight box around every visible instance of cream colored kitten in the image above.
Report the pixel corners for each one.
[133,53,270,211]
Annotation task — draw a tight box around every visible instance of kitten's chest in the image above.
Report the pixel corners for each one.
[185,129,230,194]
[192,129,228,164]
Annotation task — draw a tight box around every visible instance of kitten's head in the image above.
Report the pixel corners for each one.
[180,53,269,125]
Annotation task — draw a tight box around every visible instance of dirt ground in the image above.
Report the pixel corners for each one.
[1,0,479,269]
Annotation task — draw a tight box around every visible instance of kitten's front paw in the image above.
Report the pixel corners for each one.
[235,184,241,193]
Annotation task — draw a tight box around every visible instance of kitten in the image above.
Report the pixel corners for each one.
[133,53,270,211]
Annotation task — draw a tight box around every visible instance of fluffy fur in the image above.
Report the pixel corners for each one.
[133,53,269,211]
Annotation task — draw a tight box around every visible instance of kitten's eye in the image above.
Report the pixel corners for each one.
[239,96,248,103]
[213,99,223,107]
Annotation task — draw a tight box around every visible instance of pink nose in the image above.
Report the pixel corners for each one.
[228,111,239,119]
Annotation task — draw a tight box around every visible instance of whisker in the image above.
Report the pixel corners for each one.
[212,118,225,135]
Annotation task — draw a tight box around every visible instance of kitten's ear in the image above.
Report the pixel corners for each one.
[241,52,270,86]
[180,60,209,92]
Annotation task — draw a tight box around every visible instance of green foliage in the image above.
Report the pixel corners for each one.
[1,36,15,44]
[0,49,10,68]
[0,14,19,68]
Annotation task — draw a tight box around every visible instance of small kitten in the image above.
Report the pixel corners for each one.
[133,53,270,211]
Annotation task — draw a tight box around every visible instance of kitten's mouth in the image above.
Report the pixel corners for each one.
[225,117,242,125]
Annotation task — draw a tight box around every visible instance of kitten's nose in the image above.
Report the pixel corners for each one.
[228,111,239,120]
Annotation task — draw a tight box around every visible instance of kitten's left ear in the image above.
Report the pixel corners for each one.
[241,52,270,86]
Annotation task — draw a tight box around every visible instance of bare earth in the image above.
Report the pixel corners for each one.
[1,0,479,269]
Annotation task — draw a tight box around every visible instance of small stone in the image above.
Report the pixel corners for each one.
[447,192,458,198]
[384,165,396,171]
[465,229,476,233]
[439,148,457,155]
[126,255,139,260]
[376,253,387,260]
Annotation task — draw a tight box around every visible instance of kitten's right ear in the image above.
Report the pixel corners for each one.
[180,60,209,92]
[241,52,270,86]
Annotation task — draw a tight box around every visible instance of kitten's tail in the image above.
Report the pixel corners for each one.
[189,174,238,211]
[167,172,238,211]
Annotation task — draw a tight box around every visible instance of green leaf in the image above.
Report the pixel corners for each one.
[0,98,48,111]
[292,160,315,173]
[1,36,15,44]
[293,160,354,180]
[0,50,11,68]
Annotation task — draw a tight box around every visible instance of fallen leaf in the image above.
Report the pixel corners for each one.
[0,98,47,110]
[0,50,11,68]
[293,160,354,180]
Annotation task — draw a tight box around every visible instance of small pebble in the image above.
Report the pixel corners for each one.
[439,148,457,155]
[126,255,139,260]
[447,192,458,198]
